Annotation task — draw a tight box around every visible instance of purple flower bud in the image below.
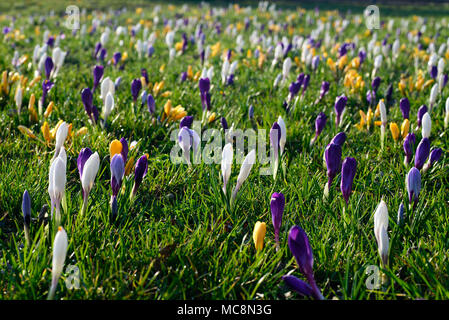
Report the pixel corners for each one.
[443,74,449,89]
[179,115,194,128]
[314,112,327,137]
[407,167,421,207]
[22,190,31,228]
[429,148,442,166]
[270,192,285,242]
[301,74,310,96]
[341,157,357,204]
[120,137,128,163]
[148,46,155,57]
[319,81,330,100]
[81,87,93,117]
[403,133,415,164]
[226,74,234,86]
[358,49,367,64]
[180,71,188,82]
[334,95,348,126]
[296,73,305,87]
[131,79,142,102]
[282,275,313,297]
[397,203,404,224]
[331,132,346,146]
[372,77,381,92]
[44,57,53,80]
[325,143,342,186]
[248,105,254,120]
[133,155,148,195]
[311,56,320,70]
[199,77,210,94]
[46,36,55,47]
[110,154,125,197]
[270,122,281,155]
[92,105,99,123]
[99,48,107,61]
[77,147,93,180]
[114,77,122,90]
[414,137,430,170]
[41,80,54,106]
[288,226,314,278]
[385,84,393,103]
[94,42,102,58]
[147,94,155,114]
[417,105,428,127]
[430,65,438,79]
[141,68,149,84]
[221,117,228,130]
[92,65,104,92]
[400,98,410,119]
[289,81,301,98]
[113,52,121,66]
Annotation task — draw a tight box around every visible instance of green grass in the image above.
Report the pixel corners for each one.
[1,1,449,300]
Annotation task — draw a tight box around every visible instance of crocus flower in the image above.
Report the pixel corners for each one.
[271,192,285,249]
[103,92,114,124]
[285,226,324,300]
[397,203,404,225]
[331,132,346,146]
[221,117,228,131]
[54,122,68,159]
[45,56,53,79]
[231,149,256,203]
[406,167,421,209]
[253,221,266,251]
[301,74,310,97]
[77,147,93,182]
[113,52,121,66]
[414,138,430,170]
[390,123,400,141]
[120,138,128,163]
[288,81,301,103]
[379,99,387,150]
[48,226,68,300]
[147,94,156,114]
[270,122,281,179]
[81,88,94,122]
[199,77,211,111]
[110,154,125,221]
[421,112,431,138]
[341,157,357,205]
[324,143,342,198]
[48,149,66,226]
[310,112,326,146]
[131,155,148,198]
[403,133,416,165]
[22,190,31,246]
[100,77,115,101]
[277,116,287,155]
[417,105,428,128]
[282,275,314,298]
[429,83,438,111]
[180,115,194,128]
[315,81,330,103]
[80,152,100,215]
[334,95,347,127]
[221,143,233,194]
[372,77,381,93]
[131,79,142,102]
[399,98,410,119]
[248,105,254,120]
[423,148,442,172]
[41,80,54,108]
[92,65,104,92]
[374,200,389,268]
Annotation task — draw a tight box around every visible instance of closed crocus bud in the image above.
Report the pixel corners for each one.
[429,83,438,110]
[390,123,399,141]
[397,202,404,225]
[374,200,389,267]
[311,112,326,145]
[48,226,68,300]
[81,87,94,120]
[406,167,421,209]
[403,133,415,165]
[271,192,285,248]
[110,154,125,197]
[100,77,115,101]
[132,155,148,197]
[282,275,313,298]
[253,221,266,251]
[288,81,301,102]
[54,122,68,158]
[399,98,410,119]
[103,92,114,122]
[81,152,100,213]
[423,148,442,172]
[179,115,194,128]
[287,226,323,300]
[341,157,357,205]
[221,143,233,194]
[277,116,287,155]
[270,122,281,178]
[147,94,156,114]
[44,56,53,79]
[178,127,193,165]
[331,132,346,146]
[77,147,93,181]
[414,138,430,170]
[385,84,393,104]
[231,149,256,203]
[319,81,330,100]
[324,143,342,197]
[131,79,142,102]
[120,138,129,163]
[334,95,348,127]
[421,112,431,138]
[15,86,23,114]
[92,65,104,92]
[22,190,31,245]
[221,117,228,131]
[372,76,381,92]
[417,105,428,128]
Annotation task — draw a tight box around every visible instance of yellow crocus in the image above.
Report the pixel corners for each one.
[355,110,366,130]
[76,127,88,136]
[110,140,123,158]
[164,100,172,116]
[41,121,51,143]
[18,125,36,139]
[124,156,135,176]
[187,65,193,79]
[401,119,410,139]
[253,221,266,251]
[44,101,54,118]
[390,123,400,141]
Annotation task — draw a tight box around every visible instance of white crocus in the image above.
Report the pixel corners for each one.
[165,30,175,48]
[103,92,114,123]
[429,83,438,111]
[374,200,389,267]
[15,86,23,114]
[51,154,66,226]
[48,226,68,300]
[282,57,292,82]
[445,97,449,129]
[438,58,445,77]
[273,73,282,88]
[372,54,383,77]
[52,47,66,78]
[81,152,100,215]
[421,112,431,138]
[379,100,387,150]
[54,122,68,159]
[178,127,192,165]
[100,77,115,101]
[221,143,233,194]
[221,59,230,85]
[277,116,287,155]
[231,149,256,203]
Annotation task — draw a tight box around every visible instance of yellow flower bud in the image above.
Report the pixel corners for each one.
[390,123,400,141]
[18,125,36,139]
[164,100,172,116]
[125,156,135,176]
[253,221,266,251]
[44,101,54,118]
[76,127,88,136]
[41,121,51,143]
[110,139,123,158]
[187,65,193,79]
[401,119,410,139]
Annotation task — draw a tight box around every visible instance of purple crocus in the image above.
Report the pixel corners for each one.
[399,98,410,119]
[110,154,125,197]
[317,81,330,102]
[340,157,357,204]
[180,71,188,82]
[147,94,155,114]
[131,79,142,102]
[372,77,381,93]
[270,122,282,178]
[180,115,194,128]
[417,105,428,127]
[41,80,54,107]
[406,167,421,209]
[44,56,53,80]
[77,147,93,181]
[221,117,228,130]
[403,133,416,165]
[385,84,393,104]
[334,95,348,127]
[94,42,102,59]
[288,81,301,102]
[141,68,149,84]
[81,87,94,121]
[271,192,285,248]
[199,77,211,111]
[22,190,31,245]
[301,74,310,97]
[284,226,324,300]
[424,148,442,172]
[120,137,128,163]
[310,112,327,145]
[414,138,430,170]
[282,275,314,298]
[113,52,121,66]
[92,65,104,92]
[331,132,346,146]
[99,48,107,61]
[325,143,342,192]
[131,155,148,197]
[430,65,438,79]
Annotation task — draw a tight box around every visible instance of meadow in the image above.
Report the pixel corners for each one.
[1,1,449,300]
